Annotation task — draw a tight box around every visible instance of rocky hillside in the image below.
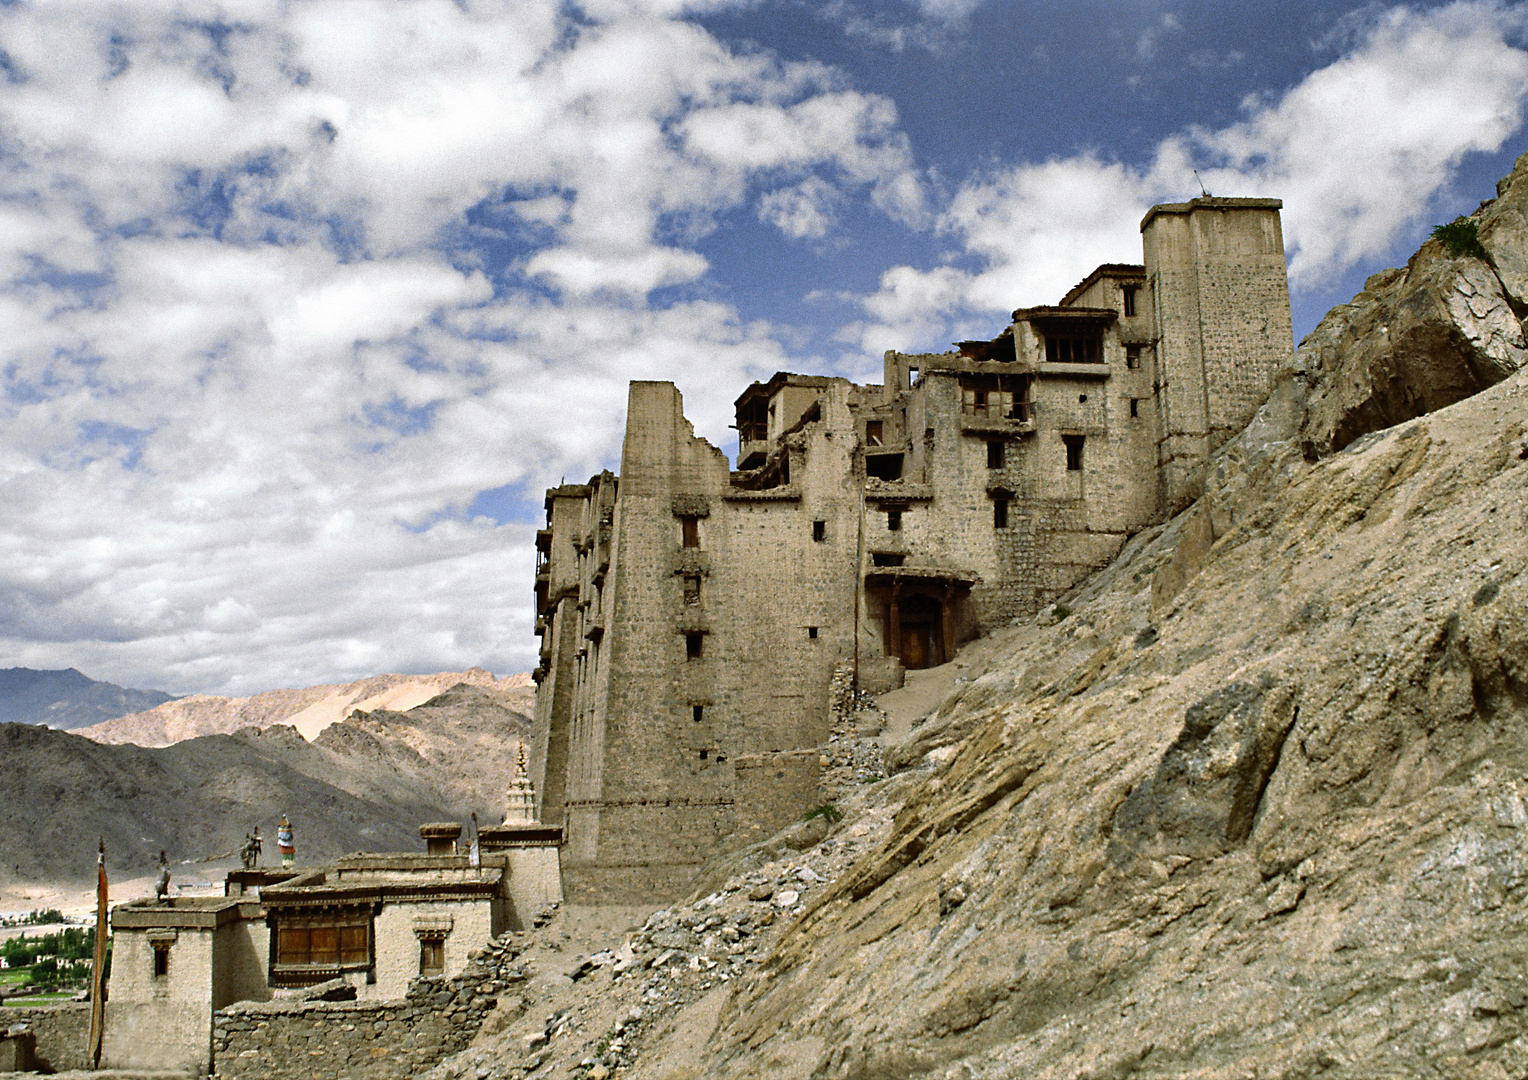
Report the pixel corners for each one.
[635,158,1528,1080]
[0,684,532,884]
[75,667,531,746]
[0,667,174,730]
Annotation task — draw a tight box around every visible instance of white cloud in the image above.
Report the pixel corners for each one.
[849,0,1528,352]
[758,177,843,239]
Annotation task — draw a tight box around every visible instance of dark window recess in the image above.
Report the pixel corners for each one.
[699,749,709,761]
[987,440,1004,469]
[686,633,704,660]
[153,943,170,977]
[419,938,444,976]
[679,515,700,548]
[683,574,701,605]
[865,420,883,446]
[866,453,903,481]
[1078,394,1088,403]
[871,552,905,567]
[812,520,826,542]
[887,509,902,531]
[993,498,1009,529]
[807,626,818,639]
[1045,333,1103,363]
[1064,435,1085,472]
[692,704,704,723]
[1125,345,1141,369]
[1130,398,1140,417]
[1122,285,1138,316]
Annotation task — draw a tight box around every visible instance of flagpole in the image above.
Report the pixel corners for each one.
[88,837,108,1068]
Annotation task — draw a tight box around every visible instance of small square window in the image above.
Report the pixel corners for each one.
[1125,345,1141,369]
[993,498,1009,529]
[683,574,701,604]
[686,633,704,660]
[807,626,818,639]
[887,509,902,531]
[812,520,826,542]
[699,749,709,761]
[871,552,905,567]
[987,441,1004,469]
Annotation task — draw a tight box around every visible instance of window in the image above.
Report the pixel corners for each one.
[962,386,1014,419]
[1044,332,1103,364]
[276,922,369,969]
[419,937,445,976]
[1122,285,1138,317]
[908,366,919,386]
[1063,435,1085,472]
[679,515,700,548]
[1125,345,1141,369]
[699,749,709,761]
[887,509,902,531]
[993,498,1009,529]
[865,420,883,446]
[152,942,170,978]
[686,633,704,660]
[1078,394,1088,403]
[807,626,818,639]
[812,520,826,542]
[1130,398,1140,417]
[683,574,701,605]
[866,453,903,481]
[871,552,905,567]
[987,441,1004,469]
[693,704,704,723]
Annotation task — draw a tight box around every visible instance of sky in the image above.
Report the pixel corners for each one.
[2,0,1526,697]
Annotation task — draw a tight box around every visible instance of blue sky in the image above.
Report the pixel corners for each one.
[1,0,1525,697]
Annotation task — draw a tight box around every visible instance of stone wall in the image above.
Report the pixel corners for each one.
[213,934,523,1080]
[0,1002,92,1073]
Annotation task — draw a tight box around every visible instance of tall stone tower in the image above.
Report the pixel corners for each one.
[1141,197,1294,509]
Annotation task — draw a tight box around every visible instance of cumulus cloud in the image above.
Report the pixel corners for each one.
[847,0,1528,353]
[0,0,919,694]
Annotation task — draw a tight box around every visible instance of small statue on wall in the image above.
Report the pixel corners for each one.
[240,827,262,870]
[155,850,171,903]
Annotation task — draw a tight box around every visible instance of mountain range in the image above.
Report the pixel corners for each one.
[0,667,175,730]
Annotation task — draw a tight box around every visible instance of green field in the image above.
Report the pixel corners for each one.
[2,992,75,1006]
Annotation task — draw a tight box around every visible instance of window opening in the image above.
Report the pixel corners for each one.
[1044,332,1103,364]
[908,366,919,386]
[807,626,818,639]
[1078,394,1088,403]
[1130,398,1140,417]
[699,749,709,761]
[865,453,903,481]
[419,937,445,976]
[865,420,883,446]
[993,498,1009,529]
[686,633,704,660]
[812,520,826,542]
[683,574,701,605]
[679,515,700,548]
[987,441,1004,469]
[152,942,170,978]
[1125,345,1141,369]
[886,509,902,531]
[1122,285,1138,317]
[692,705,704,723]
[871,552,905,567]
[276,922,369,969]
[1064,435,1085,472]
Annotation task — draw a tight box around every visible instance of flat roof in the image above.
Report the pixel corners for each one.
[1140,196,1282,231]
[112,896,261,929]
[1058,264,1145,307]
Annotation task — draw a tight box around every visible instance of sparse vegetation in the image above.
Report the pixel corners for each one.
[804,803,843,824]
[1432,216,1488,260]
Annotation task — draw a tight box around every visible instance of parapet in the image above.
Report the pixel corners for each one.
[1140,196,1283,231]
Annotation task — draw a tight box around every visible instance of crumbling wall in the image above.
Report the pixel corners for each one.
[0,1002,91,1072]
[213,934,524,1080]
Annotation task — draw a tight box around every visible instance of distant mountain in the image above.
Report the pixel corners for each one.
[75,668,532,747]
[0,682,533,883]
[0,667,176,730]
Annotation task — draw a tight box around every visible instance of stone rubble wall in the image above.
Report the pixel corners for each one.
[213,934,525,1080]
[0,1002,92,1072]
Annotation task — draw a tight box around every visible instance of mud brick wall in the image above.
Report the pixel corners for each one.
[0,1002,92,1072]
[213,935,524,1080]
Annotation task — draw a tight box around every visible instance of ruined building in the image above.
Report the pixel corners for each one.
[531,197,1295,902]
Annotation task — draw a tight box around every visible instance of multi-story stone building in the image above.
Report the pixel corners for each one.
[531,196,1295,902]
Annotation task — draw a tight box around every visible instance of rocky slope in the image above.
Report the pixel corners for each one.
[75,668,531,746]
[0,667,174,729]
[423,160,1528,1080]
[0,684,532,884]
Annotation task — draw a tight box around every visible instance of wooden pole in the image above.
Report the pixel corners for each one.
[88,837,107,1068]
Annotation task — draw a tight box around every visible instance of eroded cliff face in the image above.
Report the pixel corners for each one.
[655,180,1528,1078]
